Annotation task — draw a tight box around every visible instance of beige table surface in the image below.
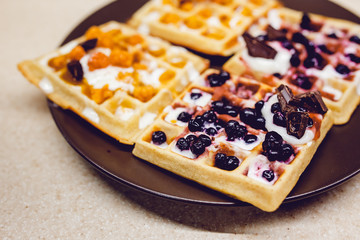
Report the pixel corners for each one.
[1,0,360,239]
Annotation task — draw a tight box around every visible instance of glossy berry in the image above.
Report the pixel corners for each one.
[188,119,203,132]
[318,44,334,55]
[253,116,267,130]
[255,100,265,115]
[335,64,350,75]
[267,146,282,161]
[262,131,283,152]
[177,112,192,122]
[207,70,230,87]
[273,73,282,79]
[215,153,239,171]
[80,38,98,51]
[327,33,338,39]
[190,92,202,100]
[202,110,217,123]
[176,138,190,150]
[244,134,258,144]
[224,105,238,117]
[190,139,206,156]
[281,40,293,50]
[273,112,286,127]
[211,101,226,114]
[205,127,217,136]
[294,75,312,90]
[225,120,247,139]
[349,35,360,44]
[290,54,301,67]
[67,60,84,81]
[279,143,294,161]
[270,103,281,113]
[215,119,226,130]
[262,170,275,182]
[292,32,309,45]
[265,131,283,142]
[185,134,197,145]
[240,108,256,122]
[198,134,212,147]
[151,131,167,145]
[348,54,360,63]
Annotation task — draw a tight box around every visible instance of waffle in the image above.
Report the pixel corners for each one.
[133,69,333,211]
[128,0,280,56]
[224,8,360,125]
[18,21,209,145]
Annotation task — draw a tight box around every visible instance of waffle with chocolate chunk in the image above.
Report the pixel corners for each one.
[133,69,333,211]
[18,21,209,144]
[128,0,280,56]
[224,8,360,124]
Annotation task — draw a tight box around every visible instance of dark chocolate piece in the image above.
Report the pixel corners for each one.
[266,25,287,41]
[67,60,83,81]
[290,91,328,114]
[243,32,277,59]
[276,85,294,113]
[80,38,98,51]
[300,13,322,32]
[286,111,309,139]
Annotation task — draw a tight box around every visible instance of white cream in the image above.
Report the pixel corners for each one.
[138,112,157,129]
[164,107,188,127]
[82,107,100,124]
[182,89,212,107]
[322,85,343,101]
[261,95,314,145]
[267,9,282,30]
[207,16,221,27]
[39,77,54,94]
[242,47,292,75]
[152,141,168,149]
[185,62,200,82]
[171,142,196,159]
[115,107,135,121]
[247,155,278,185]
[138,68,165,88]
[229,15,241,28]
[306,65,343,83]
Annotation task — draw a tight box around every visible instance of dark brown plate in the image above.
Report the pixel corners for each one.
[49,0,360,206]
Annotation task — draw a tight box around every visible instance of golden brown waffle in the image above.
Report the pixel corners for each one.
[133,69,333,211]
[18,21,209,144]
[128,0,280,56]
[224,8,360,125]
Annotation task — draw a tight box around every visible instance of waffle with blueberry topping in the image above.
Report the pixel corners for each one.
[224,8,360,124]
[128,0,280,56]
[18,21,209,144]
[132,69,333,211]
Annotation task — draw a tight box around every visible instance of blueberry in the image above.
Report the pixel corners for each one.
[224,105,238,117]
[300,13,311,30]
[279,143,294,161]
[265,131,283,142]
[225,120,247,139]
[215,153,239,171]
[205,127,217,136]
[255,100,265,115]
[271,102,281,113]
[262,170,275,182]
[151,131,167,145]
[267,146,282,161]
[281,40,294,50]
[202,110,217,123]
[207,70,230,87]
[273,112,286,127]
[318,44,334,55]
[67,60,84,81]
[190,92,202,100]
[244,134,258,144]
[349,35,360,44]
[327,33,338,39]
[290,54,301,67]
[188,119,203,132]
[348,54,360,63]
[294,74,312,90]
[177,111,192,122]
[263,131,283,152]
[211,101,226,114]
[190,139,206,156]
[273,73,282,79]
[198,134,212,147]
[80,38,98,51]
[240,108,256,123]
[335,64,350,75]
[215,119,226,130]
[305,42,316,56]
[176,138,190,150]
[252,116,267,131]
[307,117,313,127]
[292,32,309,45]
[194,115,205,124]
[185,134,197,145]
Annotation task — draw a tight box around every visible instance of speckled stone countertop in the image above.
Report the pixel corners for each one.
[1,0,360,239]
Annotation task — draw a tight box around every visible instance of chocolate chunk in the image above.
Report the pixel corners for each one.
[276,85,294,113]
[300,13,322,32]
[67,60,83,81]
[266,25,287,41]
[243,32,277,59]
[286,111,309,139]
[80,38,98,51]
[290,91,328,114]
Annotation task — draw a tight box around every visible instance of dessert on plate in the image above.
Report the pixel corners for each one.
[133,69,333,211]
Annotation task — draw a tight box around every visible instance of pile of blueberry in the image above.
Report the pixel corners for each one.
[188,109,224,135]
[176,134,211,156]
[239,100,267,131]
[262,131,294,162]
[206,70,231,87]
[214,153,240,171]
[271,102,313,129]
